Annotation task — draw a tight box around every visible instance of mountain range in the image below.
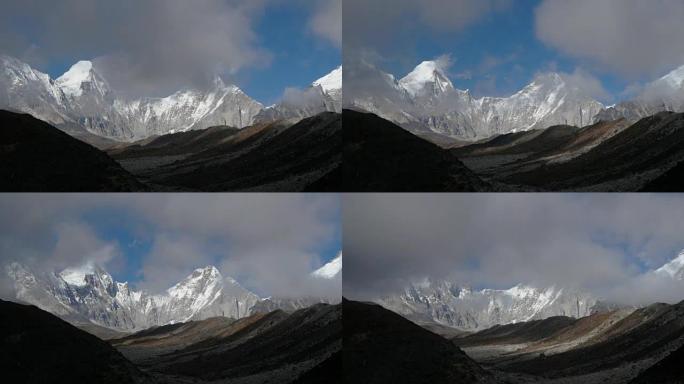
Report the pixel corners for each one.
[4,252,341,331]
[0,54,341,141]
[345,59,684,141]
[344,60,604,140]
[376,250,684,331]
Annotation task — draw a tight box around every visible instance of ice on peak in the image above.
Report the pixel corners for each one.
[312,252,342,279]
[313,66,342,93]
[658,65,684,88]
[399,60,454,97]
[655,250,684,279]
[59,262,98,287]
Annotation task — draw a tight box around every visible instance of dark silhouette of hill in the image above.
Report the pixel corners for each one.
[0,299,149,384]
[343,299,496,384]
[0,110,145,191]
[454,316,577,347]
[342,109,491,191]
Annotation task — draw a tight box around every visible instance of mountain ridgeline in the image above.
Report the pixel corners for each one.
[0,55,341,141]
[345,59,684,141]
[5,254,341,332]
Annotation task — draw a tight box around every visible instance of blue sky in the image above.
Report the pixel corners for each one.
[1,0,341,105]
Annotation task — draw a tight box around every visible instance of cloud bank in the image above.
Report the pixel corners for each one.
[343,194,684,306]
[0,0,340,98]
[0,194,340,299]
[536,0,684,78]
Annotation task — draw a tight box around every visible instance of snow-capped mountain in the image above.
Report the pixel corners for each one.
[312,252,342,279]
[255,66,342,122]
[0,55,340,141]
[655,250,684,280]
[5,263,258,331]
[376,279,598,331]
[595,64,684,123]
[345,60,604,140]
[0,55,72,125]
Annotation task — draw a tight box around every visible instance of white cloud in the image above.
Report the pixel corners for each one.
[309,0,342,47]
[535,0,684,78]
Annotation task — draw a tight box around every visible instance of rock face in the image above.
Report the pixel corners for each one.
[376,278,598,331]
[0,54,341,141]
[344,60,604,140]
[6,263,259,331]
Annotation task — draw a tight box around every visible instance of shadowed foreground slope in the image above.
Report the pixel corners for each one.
[343,110,491,191]
[0,299,149,384]
[0,110,145,191]
[343,299,497,384]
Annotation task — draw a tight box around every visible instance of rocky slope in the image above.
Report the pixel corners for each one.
[344,60,604,140]
[111,111,341,191]
[122,304,341,384]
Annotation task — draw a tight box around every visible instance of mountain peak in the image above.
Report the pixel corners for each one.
[655,250,684,279]
[399,60,454,97]
[313,66,342,92]
[312,252,342,279]
[56,60,109,98]
[657,64,684,89]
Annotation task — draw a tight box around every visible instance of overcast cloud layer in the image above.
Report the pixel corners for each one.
[343,0,511,65]
[536,0,684,78]
[0,194,340,299]
[343,194,684,306]
[0,0,340,97]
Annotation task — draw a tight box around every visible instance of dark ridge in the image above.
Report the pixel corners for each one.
[454,316,577,347]
[0,110,145,191]
[0,299,148,384]
[630,344,684,384]
[503,301,684,378]
[342,109,491,192]
[109,125,240,158]
[505,112,684,189]
[641,159,684,191]
[343,298,495,384]
[162,303,341,382]
[116,111,341,191]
